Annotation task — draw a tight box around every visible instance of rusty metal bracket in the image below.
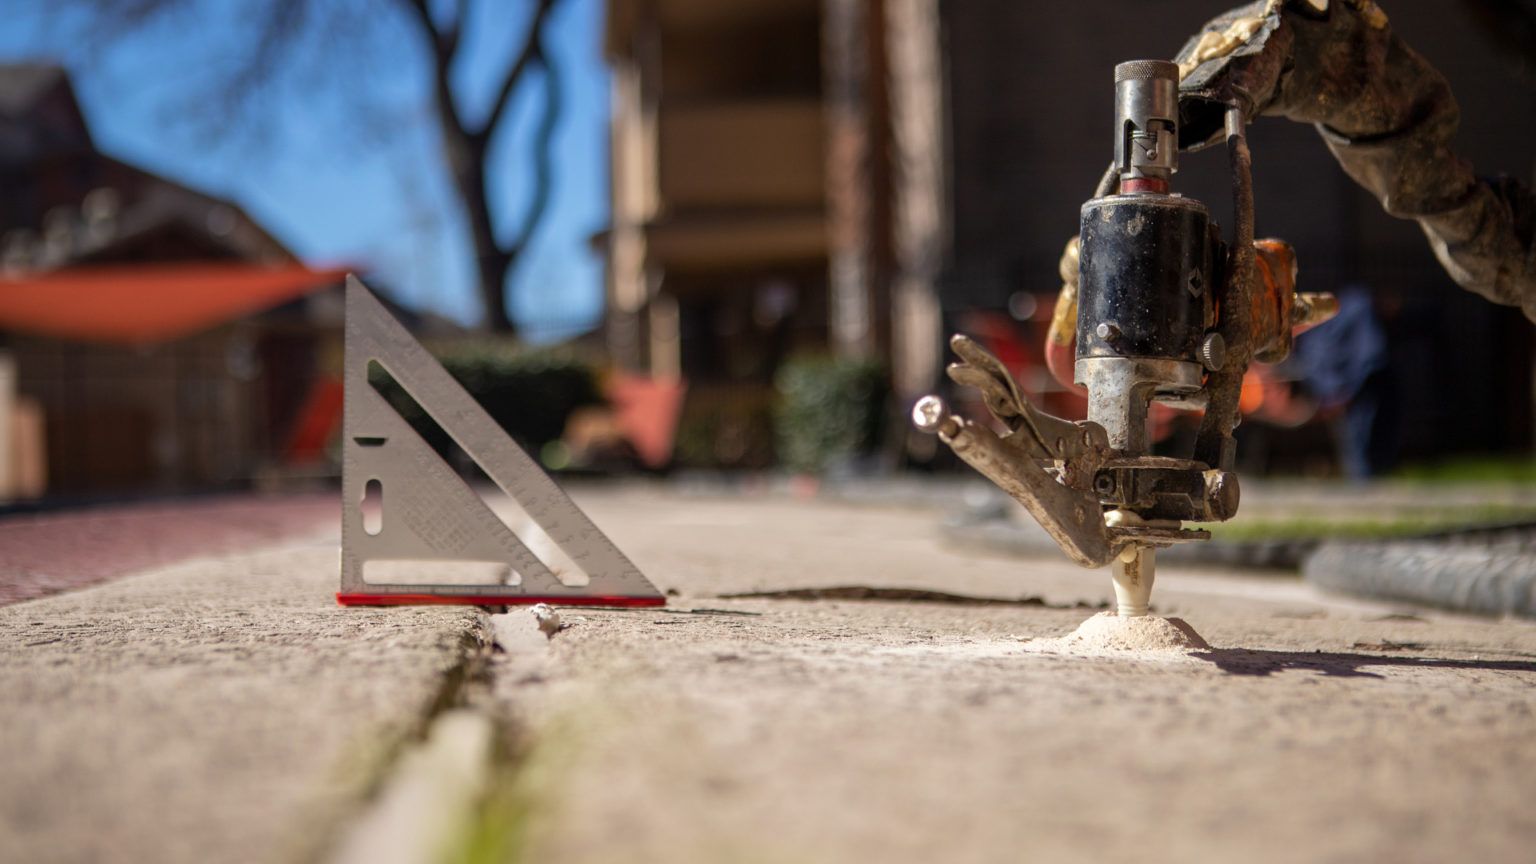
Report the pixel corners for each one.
[913,387,1120,568]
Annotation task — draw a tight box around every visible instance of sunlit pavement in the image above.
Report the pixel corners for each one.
[3,484,1535,863]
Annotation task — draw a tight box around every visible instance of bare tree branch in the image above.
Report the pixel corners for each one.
[219,0,309,111]
[482,0,558,137]
[403,0,449,53]
[67,0,197,72]
[398,0,567,329]
[446,0,471,56]
[402,0,466,130]
[47,0,570,332]
[507,35,562,257]
[401,6,467,177]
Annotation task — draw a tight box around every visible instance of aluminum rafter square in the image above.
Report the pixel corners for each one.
[337,276,663,608]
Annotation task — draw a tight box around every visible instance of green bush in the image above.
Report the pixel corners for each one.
[773,355,888,475]
[673,385,778,470]
[369,339,601,468]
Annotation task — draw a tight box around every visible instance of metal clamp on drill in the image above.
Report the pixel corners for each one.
[914,60,1336,618]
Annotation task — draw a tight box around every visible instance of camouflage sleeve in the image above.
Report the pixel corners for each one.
[1175,0,1536,322]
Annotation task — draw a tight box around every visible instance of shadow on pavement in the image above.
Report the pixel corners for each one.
[1193,648,1536,678]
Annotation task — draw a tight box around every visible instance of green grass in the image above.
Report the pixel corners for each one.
[1392,456,1536,485]
[1200,503,1536,542]
[443,713,591,864]
[447,761,534,864]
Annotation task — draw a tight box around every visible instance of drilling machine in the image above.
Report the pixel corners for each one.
[913,60,1335,618]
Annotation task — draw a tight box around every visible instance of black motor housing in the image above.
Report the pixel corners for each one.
[1076,194,1216,364]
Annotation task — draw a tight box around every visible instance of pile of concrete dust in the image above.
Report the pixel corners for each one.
[1022,612,1210,657]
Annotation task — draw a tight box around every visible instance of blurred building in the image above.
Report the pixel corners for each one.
[602,0,944,467]
[602,0,1536,470]
[0,64,348,501]
[601,0,1536,471]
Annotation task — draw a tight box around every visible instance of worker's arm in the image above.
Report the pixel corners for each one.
[1176,0,1536,321]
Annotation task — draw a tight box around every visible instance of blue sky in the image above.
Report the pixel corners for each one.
[1,0,611,341]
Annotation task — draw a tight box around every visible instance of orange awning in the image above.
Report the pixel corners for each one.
[0,262,351,344]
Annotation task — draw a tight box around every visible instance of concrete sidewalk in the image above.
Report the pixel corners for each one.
[3,486,1536,863]
[513,491,1536,864]
[0,529,485,864]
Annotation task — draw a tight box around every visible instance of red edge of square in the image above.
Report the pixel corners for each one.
[337,592,667,608]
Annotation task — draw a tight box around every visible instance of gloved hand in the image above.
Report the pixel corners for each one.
[1175,0,1536,320]
[1175,0,1398,146]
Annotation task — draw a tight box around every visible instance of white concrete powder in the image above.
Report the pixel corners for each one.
[1022,611,1210,657]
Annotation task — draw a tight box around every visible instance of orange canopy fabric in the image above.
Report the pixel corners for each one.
[0,262,350,344]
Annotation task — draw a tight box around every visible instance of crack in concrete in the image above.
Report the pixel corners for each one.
[312,615,498,864]
[417,622,497,732]
[320,606,580,864]
[719,585,1108,609]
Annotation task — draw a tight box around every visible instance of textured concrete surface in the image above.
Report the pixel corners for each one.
[493,489,1536,864]
[0,532,485,864]
[578,488,1396,616]
[4,486,1536,863]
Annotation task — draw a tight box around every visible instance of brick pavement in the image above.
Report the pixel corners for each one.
[0,493,336,606]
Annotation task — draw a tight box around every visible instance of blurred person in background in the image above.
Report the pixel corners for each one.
[1293,286,1394,479]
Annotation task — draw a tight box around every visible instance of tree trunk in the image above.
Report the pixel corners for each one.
[410,0,560,335]
[440,120,518,333]
[474,246,515,333]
